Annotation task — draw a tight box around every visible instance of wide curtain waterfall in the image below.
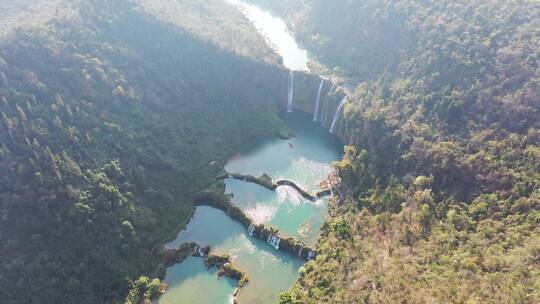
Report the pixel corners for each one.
[330,97,347,133]
[313,79,324,121]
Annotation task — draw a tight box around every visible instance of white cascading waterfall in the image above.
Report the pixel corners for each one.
[270,235,276,247]
[330,96,347,134]
[286,70,294,112]
[321,98,329,125]
[322,82,337,123]
[267,234,281,250]
[194,245,205,257]
[297,247,302,257]
[307,250,315,260]
[247,224,255,236]
[313,79,324,121]
[328,82,337,95]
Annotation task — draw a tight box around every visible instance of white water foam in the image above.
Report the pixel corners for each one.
[246,203,278,224]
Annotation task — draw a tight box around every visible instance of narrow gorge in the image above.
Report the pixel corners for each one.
[3,1,537,304]
[154,2,352,303]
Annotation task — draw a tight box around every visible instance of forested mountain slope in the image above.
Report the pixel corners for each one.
[267,0,540,303]
[140,0,281,65]
[0,0,288,303]
[0,0,77,39]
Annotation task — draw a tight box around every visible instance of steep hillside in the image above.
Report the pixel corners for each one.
[275,0,540,303]
[140,0,281,65]
[0,0,289,303]
[0,0,77,39]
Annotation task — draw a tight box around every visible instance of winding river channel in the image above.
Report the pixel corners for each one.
[157,1,342,303]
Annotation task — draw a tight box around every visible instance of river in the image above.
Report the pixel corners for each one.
[225,0,309,72]
[157,2,341,304]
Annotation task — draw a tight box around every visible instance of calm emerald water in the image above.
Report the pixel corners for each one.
[159,113,342,304]
[157,255,237,304]
[162,206,304,304]
[225,0,309,71]
[225,112,342,245]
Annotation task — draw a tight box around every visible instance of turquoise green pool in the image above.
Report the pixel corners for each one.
[157,255,237,304]
[225,112,342,245]
[159,112,342,304]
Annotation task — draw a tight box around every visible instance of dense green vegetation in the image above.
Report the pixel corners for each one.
[0,1,288,303]
[2,0,538,303]
[270,0,540,303]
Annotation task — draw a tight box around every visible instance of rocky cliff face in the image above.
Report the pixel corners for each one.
[280,70,349,140]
